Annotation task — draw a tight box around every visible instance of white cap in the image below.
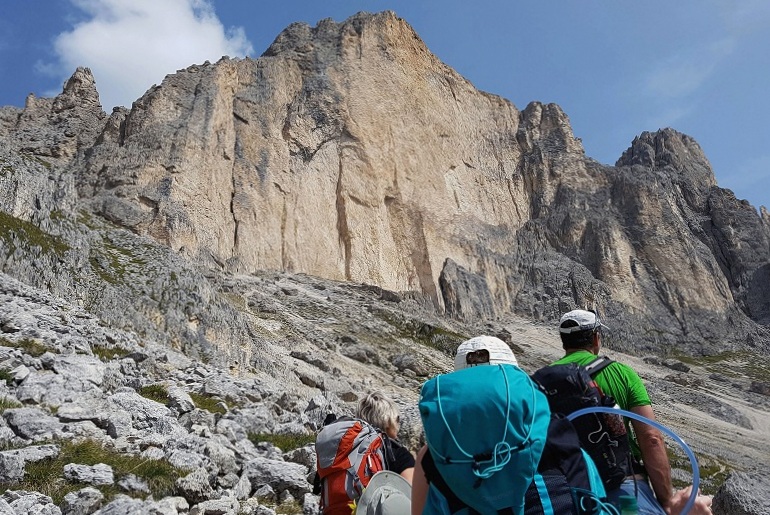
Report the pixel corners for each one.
[559,309,610,334]
[454,335,518,371]
[357,471,411,515]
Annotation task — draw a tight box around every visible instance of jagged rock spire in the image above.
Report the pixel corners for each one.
[53,66,102,112]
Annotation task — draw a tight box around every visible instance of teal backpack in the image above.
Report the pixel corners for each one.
[419,364,618,515]
[419,364,550,514]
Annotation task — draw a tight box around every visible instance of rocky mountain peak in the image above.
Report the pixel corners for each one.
[52,66,101,113]
[4,67,106,163]
[263,11,420,61]
[54,10,766,359]
[518,101,584,156]
[615,128,716,185]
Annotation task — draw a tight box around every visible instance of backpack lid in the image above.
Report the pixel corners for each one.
[356,471,411,515]
[419,364,550,514]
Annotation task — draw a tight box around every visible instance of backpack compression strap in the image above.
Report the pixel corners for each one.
[421,449,516,515]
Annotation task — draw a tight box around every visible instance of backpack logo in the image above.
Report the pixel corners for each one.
[315,417,388,515]
[531,357,634,490]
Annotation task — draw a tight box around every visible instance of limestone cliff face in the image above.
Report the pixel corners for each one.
[1,11,769,355]
[74,11,586,308]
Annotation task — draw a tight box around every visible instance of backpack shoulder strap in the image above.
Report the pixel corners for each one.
[422,450,482,515]
[580,449,607,497]
[585,356,614,377]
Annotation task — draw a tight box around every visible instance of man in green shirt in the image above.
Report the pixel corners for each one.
[554,309,673,514]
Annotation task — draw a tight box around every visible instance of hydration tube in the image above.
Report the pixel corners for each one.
[567,407,700,515]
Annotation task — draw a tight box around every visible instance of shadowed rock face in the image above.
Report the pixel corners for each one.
[1,11,768,359]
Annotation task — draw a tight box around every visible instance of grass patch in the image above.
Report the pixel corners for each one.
[368,306,466,355]
[247,432,316,451]
[49,210,67,222]
[275,501,304,514]
[666,447,731,495]
[19,151,52,170]
[0,396,22,412]
[0,368,13,386]
[223,292,248,311]
[0,336,53,357]
[2,439,190,504]
[88,238,149,286]
[697,459,732,495]
[77,210,99,230]
[0,211,69,256]
[189,392,227,415]
[673,350,770,384]
[92,345,133,361]
[138,384,168,404]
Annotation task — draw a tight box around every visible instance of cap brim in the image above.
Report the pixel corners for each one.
[559,321,610,333]
[357,471,412,511]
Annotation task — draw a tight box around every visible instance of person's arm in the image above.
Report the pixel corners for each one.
[400,467,414,483]
[411,445,429,515]
[630,405,674,509]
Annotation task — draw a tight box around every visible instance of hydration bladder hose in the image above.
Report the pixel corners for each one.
[567,407,700,515]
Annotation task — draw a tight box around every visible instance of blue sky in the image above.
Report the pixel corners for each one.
[1,0,768,210]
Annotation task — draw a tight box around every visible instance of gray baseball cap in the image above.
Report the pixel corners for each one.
[559,309,610,334]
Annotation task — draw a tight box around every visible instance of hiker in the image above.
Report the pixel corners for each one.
[412,342,552,515]
[551,309,712,515]
[413,335,522,513]
[356,391,415,482]
[314,392,415,515]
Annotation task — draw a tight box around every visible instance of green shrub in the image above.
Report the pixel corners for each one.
[248,432,316,451]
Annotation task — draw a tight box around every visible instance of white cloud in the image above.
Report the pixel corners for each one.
[644,38,734,99]
[42,0,253,110]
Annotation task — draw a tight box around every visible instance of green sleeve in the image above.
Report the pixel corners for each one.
[620,364,651,408]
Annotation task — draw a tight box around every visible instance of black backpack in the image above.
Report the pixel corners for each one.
[531,356,635,491]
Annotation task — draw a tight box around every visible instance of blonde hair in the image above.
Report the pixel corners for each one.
[356,392,400,432]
